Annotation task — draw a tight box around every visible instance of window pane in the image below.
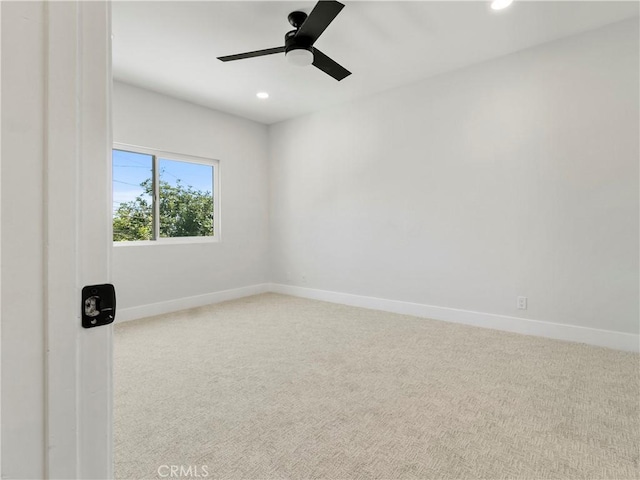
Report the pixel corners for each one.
[158,158,214,238]
[112,150,153,241]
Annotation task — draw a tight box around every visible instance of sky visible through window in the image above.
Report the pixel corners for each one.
[112,150,213,217]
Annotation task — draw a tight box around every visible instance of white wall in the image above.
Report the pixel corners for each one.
[112,82,269,312]
[1,2,46,477]
[269,19,639,336]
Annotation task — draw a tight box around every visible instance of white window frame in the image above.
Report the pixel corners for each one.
[112,142,220,246]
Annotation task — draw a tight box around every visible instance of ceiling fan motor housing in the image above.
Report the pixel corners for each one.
[284,29,313,55]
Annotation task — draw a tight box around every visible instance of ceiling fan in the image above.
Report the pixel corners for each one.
[217,0,351,81]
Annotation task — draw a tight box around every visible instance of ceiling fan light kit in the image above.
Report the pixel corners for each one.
[286,49,314,67]
[217,0,351,81]
[284,25,314,66]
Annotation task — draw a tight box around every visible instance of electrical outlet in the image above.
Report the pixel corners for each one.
[517,296,528,310]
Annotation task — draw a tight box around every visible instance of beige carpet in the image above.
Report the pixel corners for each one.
[115,293,639,480]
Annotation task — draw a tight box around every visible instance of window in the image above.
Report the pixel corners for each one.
[112,145,219,243]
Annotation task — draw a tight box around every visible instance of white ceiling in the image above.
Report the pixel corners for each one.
[112,1,639,125]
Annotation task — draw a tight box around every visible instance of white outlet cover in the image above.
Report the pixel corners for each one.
[517,296,528,310]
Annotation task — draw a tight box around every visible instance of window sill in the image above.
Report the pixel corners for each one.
[113,236,219,247]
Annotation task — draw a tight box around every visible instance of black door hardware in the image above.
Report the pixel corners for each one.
[82,284,116,328]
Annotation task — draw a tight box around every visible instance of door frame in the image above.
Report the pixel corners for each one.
[44,2,113,478]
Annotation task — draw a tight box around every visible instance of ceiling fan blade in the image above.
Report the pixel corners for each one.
[295,0,344,45]
[312,49,351,81]
[217,46,285,62]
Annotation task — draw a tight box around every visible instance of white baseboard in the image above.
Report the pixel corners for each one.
[116,283,270,323]
[268,283,639,353]
[115,282,639,352]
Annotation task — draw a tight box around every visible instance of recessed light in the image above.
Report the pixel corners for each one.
[256,92,269,99]
[491,0,513,10]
